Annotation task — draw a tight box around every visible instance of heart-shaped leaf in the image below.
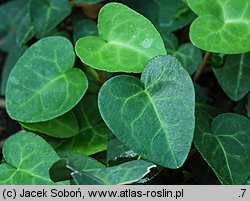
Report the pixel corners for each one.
[75,3,166,73]
[6,36,88,123]
[53,95,108,155]
[29,0,72,36]
[194,111,250,184]
[15,12,36,47]
[212,53,250,101]
[73,19,98,43]
[187,0,250,54]
[98,55,195,168]
[0,132,69,184]
[152,0,196,31]
[21,111,79,138]
[74,0,104,5]
[162,32,202,75]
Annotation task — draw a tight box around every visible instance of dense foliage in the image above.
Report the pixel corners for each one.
[0,0,249,185]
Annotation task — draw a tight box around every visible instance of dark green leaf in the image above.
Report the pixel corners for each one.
[74,0,104,5]
[75,2,166,73]
[53,95,108,155]
[21,111,79,138]
[0,0,27,52]
[162,32,202,75]
[15,12,36,47]
[213,53,250,101]
[0,132,69,184]
[98,55,195,168]
[73,19,98,43]
[29,0,72,36]
[153,0,195,31]
[194,111,250,184]
[0,46,27,95]
[6,36,88,123]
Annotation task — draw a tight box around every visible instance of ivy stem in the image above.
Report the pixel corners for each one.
[193,51,210,82]
[86,66,100,81]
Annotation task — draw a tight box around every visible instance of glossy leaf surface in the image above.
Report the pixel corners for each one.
[76,3,166,73]
[187,0,250,54]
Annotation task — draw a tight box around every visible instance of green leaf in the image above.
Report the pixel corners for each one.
[50,151,105,183]
[56,123,108,155]
[0,132,69,184]
[29,0,72,36]
[187,0,250,54]
[73,19,98,43]
[0,46,27,95]
[107,132,138,162]
[152,0,195,31]
[0,0,28,52]
[98,55,195,168]
[162,32,202,75]
[6,36,88,123]
[85,160,156,185]
[53,95,107,155]
[21,111,79,138]
[51,152,156,185]
[194,111,250,184]
[15,12,36,47]
[74,0,104,5]
[212,53,250,101]
[75,2,166,73]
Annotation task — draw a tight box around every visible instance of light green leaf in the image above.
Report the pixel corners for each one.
[194,111,250,184]
[6,36,88,123]
[29,0,72,36]
[15,12,36,47]
[187,0,250,54]
[21,111,79,138]
[213,53,250,101]
[75,2,166,73]
[0,132,69,184]
[162,32,202,75]
[73,19,98,43]
[98,55,195,168]
[153,0,195,31]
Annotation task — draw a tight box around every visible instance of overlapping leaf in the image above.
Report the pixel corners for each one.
[50,152,155,185]
[21,111,79,138]
[194,111,250,184]
[54,95,108,155]
[29,0,72,36]
[0,132,69,184]
[98,55,195,168]
[213,53,250,101]
[76,3,166,73]
[6,36,88,123]
[187,0,250,54]
[162,32,202,75]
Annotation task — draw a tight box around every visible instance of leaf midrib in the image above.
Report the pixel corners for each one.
[144,90,179,167]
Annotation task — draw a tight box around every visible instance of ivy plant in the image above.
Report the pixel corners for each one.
[0,0,249,185]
